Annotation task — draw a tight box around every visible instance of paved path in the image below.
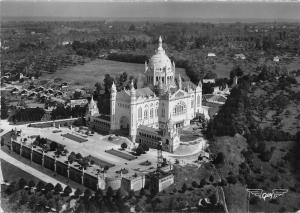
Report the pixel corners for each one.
[0,149,72,191]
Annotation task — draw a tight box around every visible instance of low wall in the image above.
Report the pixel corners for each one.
[21,146,31,159]
[44,155,55,171]
[9,139,148,192]
[32,150,43,165]
[69,166,82,184]
[84,173,98,190]
[56,161,68,177]
[29,118,78,128]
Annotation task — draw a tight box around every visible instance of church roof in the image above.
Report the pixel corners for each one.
[135,87,155,98]
[116,87,155,100]
[182,81,197,90]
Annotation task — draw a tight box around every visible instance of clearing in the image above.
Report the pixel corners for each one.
[40,59,188,89]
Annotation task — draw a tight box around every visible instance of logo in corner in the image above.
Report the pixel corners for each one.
[246,189,288,201]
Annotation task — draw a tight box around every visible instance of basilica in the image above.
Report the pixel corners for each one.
[87,36,206,153]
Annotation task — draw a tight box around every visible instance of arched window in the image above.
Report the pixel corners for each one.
[144,109,148,119]
[197,95,201,107]
[150,108,153,118]
[191,100,194,108]
[162,108,165,117]
[173,101,187,116]
[155,108,158,117]
[138,107,142,120]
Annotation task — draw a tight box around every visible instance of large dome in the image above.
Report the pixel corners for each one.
[148,36,172,71]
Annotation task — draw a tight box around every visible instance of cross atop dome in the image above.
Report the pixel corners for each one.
[158,35,164,52]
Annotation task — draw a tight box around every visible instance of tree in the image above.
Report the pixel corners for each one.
[75,188,82,198]
[18,178,27,189]
[5,182,17,195]
[75,153,83,160]
[106,186,114,198]
[28,194,37,209]
[181,183,187,193]
[213,152,225,167]
[103,74,114,94]
[83,189,92,200]
[36,181,45,191]
[136,146,144,156]
[80,157,90,169]
[64,185,72,196]
[121,142,128,150]
[192,181,198,188]
[129,24,136,31]
[1,96,8,119]
[50,141,58,151]
[68,152,76,163]
[19,191,29,205]
[139,188,145,197]
[28,180,35,188]
[54,183,63,194]
[209,193,218,205]
[45,183,54,192]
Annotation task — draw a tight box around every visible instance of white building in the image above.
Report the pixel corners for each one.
[234,53,246,60]
[207,52,216,57]
[273,56,280,62]
[87,37,205,152]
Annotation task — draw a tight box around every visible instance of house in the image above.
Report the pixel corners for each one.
[234,53,246,60]
[69,99,88,108]
[273,56,280,62]
[62,41,71,46]
[203,79,216,84]
[207,53,216,57]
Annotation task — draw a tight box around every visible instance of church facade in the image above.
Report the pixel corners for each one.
[87,36,205,152]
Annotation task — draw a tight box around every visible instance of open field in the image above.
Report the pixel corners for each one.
[40,59,188,89]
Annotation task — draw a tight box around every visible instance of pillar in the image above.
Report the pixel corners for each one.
[42,151,45,167]
[81,169,84,185]
[54,156,57,172]
[30,147,33,162]
[20,143,23,156]
[67,162,70,179]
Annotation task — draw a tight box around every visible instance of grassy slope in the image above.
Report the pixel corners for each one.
[210,75,300,212]
[40,59,188,89]
[210,135,248,213]
[1,159,41,183]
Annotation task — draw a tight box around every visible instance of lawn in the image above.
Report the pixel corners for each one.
[105,149,137,161]
[40,59,188,89]
[1,159,41,183]
[89,156,115,169]
[61,133,88,143]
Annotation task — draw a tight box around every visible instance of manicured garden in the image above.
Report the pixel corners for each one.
[62,133,88,143]
[106,149,137,161]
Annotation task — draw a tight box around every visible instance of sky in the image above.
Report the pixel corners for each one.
[1,1,300,21]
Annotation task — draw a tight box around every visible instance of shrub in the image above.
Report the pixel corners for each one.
[74,188,82,198]
[45,183,54,192]
[36,181,45,191]
[226,175,237,184]
[64,185,72,196]
[18,178,27,189]
[28,180,35,188]
[192,181,198,188]
[213,152,225,167]
[121,142,128,150]
[54,183,63,194]
[181,183,187,193]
